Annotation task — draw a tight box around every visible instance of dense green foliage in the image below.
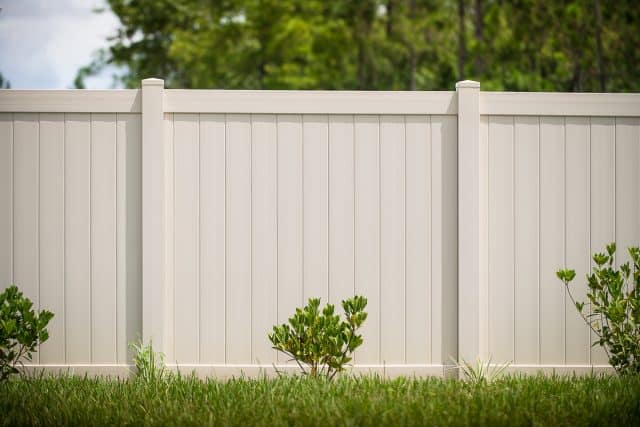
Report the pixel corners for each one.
[269,296,367,379]
[79,0,640,91]
[558,243,640,375]
[0,285,53,381]
[1,375,639,426]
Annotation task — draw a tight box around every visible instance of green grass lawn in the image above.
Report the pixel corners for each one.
[1,374,639,426]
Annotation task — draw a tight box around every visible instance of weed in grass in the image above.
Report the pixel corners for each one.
[129,339,167,383]
[450,356,511,386]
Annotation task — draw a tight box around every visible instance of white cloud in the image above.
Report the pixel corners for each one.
[0,0,121,88]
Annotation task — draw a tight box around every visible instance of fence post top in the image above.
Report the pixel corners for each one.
[142,78,165,87]
[455,80,480,89]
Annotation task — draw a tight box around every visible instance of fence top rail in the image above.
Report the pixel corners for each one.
[2,87,639,117]
[0,89,141,113]
[480,91,640,117]
[163,89,458,115]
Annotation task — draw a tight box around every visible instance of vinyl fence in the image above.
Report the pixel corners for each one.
[1,80,639,377]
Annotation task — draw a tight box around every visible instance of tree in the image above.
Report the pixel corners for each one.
[0,72,10,89]
[76,0,639,91]
[464,0,640,92]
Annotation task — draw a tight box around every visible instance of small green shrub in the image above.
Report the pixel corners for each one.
[269,296,367,380]
[129,339,167,382]
[0,285,54,381]
[557,243,640,375]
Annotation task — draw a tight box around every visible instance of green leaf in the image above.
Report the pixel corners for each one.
[593,253,609,266]
[556,269,576,283]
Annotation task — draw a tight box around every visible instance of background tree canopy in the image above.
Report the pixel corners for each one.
[77,0,640,91]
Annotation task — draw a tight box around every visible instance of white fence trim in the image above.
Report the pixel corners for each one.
[0,90,141,113]
[21,363,614,379]
[164,89,457,114]
[3,89,639,116]
[456,81,486,363]
[141,78,166,349]
[480,92,640,116]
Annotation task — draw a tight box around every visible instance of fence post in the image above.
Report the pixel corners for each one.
[141,78,165,349]
[456,80,487,363]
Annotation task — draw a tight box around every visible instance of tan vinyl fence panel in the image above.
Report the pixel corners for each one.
[480,115,640,367]
[0,112,141,369]
[162,113,457,369]
[1,81,639,377]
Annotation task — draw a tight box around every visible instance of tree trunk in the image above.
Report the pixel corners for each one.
[387,0,395,36]
[474,0,484,75]
[458,0,466,80]
[593,0,606,91]
[409,0,417,90]
[409,51,417,90]
[357,42,366,89]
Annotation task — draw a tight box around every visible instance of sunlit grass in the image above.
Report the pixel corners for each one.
[1,374,639,426]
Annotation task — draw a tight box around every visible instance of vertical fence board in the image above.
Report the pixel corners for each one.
[354,115,380,364]
[405,116,431,364]
[65,114,91,363]
[478,115,489,360]
[173,114,200,363]
[329,116,355,310]
[199,114,226,364]
[13,114,39,303]
[116,115,127,363]
[39,113,65,363]
[90,114,117,363]
[251,114,277,364]
[613,117,640,365]
[488,116,514,363]
[590,117,615,365]
[226,114,252,363]
[439,115,458,365]
[116,113,142,363]
[0,114,11,289]
[13,114,39,364]
[276,115,303,363]
[380,115,405,364]
[539,117,565,365]
[303,115,329,302]
[430,116,446,364]
[565,118,590,365]
[513,116,539,364]
[615,118,640,265]
[163,114,175,361]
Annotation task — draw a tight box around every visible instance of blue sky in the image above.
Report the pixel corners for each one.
[0,0,120,89]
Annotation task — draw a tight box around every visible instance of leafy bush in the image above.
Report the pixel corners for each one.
[0,285,54,381]
[269,296,367,380]
[557,243,640,375]
[129,339,167,382]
